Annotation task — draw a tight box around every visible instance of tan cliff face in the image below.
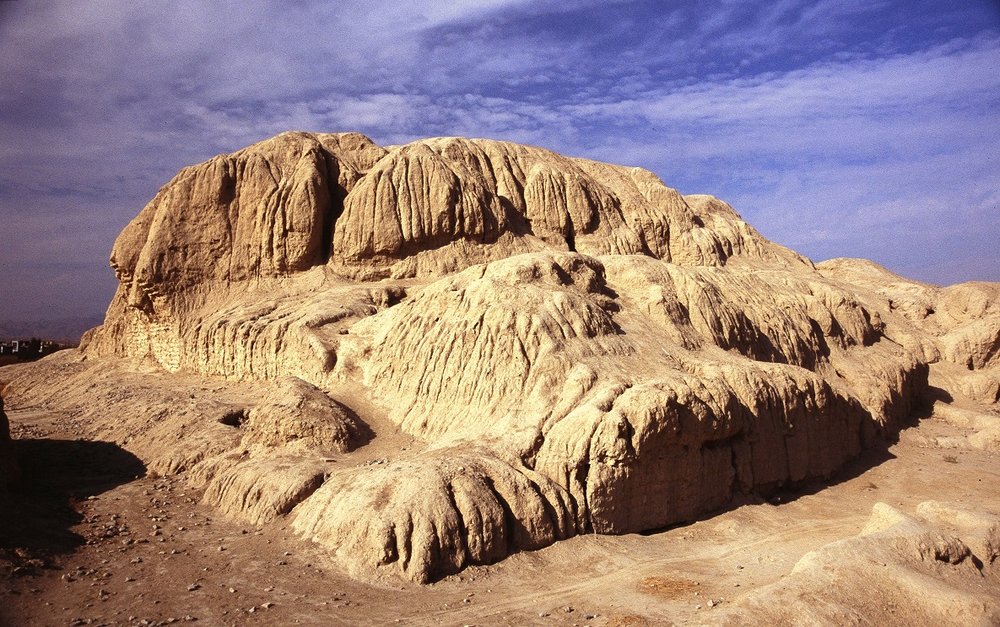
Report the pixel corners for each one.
[89,132,808,376]
[5,132,998,584]
[103,132,802,321]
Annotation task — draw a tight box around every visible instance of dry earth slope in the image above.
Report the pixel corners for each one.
[2,132,998,589]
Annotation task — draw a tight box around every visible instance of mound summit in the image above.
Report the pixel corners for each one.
[4,132,998,583]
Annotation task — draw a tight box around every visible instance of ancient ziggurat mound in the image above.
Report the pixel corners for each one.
[5,132,999,583]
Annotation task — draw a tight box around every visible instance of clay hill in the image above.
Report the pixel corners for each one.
[2,133,998,620]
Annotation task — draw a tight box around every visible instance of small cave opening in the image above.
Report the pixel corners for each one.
[219,408,249,428]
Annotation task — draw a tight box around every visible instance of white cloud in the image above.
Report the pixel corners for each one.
[0,0,998,321]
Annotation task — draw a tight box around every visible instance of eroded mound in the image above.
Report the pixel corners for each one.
[2,132,998,584]
[711,501,1000,625]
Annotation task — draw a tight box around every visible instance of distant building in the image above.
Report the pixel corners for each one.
[0,338,65,361]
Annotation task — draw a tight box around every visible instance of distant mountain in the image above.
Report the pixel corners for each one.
[0,315,104,344]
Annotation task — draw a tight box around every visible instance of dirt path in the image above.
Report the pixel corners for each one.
[3,408,998,626]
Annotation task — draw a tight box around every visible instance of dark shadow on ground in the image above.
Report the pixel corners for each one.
[0,439,145,574]
[759,437,898,506]
[737,382,949,509]
[638,438,900,538]
[924,385,954,405]
[639,381,953,538]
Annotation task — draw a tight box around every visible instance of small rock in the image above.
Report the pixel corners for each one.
[187,583,200,592]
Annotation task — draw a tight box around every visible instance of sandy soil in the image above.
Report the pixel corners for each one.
[2,406,998,627]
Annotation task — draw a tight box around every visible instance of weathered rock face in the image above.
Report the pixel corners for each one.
[87,132,805,370]
[817,259,1000,404]
[4,132,998,583]
[109,132,386,304]
[292,447,579,583]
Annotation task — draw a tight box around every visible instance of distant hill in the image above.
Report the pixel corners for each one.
[0,315,104,344]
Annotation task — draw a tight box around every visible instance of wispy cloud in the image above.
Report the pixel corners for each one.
[0,0,998,322]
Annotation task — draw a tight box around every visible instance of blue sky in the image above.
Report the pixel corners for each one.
[1,0,998,322]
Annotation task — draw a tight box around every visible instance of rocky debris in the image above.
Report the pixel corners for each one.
[2,133,998,585]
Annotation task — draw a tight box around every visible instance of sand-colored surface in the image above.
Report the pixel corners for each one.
[1,133,998,623]
[2,402,997,625]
